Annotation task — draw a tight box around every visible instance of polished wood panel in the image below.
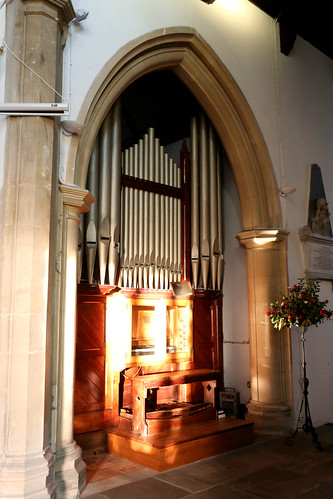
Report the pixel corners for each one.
[193,290,222,371]
[75,292,109,434]
[107,418,254,471]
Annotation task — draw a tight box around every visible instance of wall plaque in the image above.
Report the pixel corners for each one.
[299,227,333,280]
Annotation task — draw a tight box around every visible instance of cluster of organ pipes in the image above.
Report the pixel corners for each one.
[121,127,182,289]
[190,114,223,290]
[78,100,224,291]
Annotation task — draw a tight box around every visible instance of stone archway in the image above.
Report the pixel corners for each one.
[73,28,281,232]
[58,31,292,478]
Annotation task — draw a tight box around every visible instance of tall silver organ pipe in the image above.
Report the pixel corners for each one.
[108,98,122,286]
[199,112,210,290]
[143,134,149,288]
[138,139,144,288]
[148,128,155,288]
[98,109,112,284]
[122,148,130,287]
[154,138,161,290]
[164,153,170,290]
[209,123,219,290]
[216,145,224,290]
[85,140,99,284]
[190,117,199,288]
[159,146,166,290]
[128,146,134,288]
[78,214,84,284]
[133,143,140,289]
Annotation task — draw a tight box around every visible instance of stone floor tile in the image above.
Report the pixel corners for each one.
[158,460,245,492]
[101,477,189,499]
[226,465,316,498]
[81,474,132,496]
[184,483,258,498]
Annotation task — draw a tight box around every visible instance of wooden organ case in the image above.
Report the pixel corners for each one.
[74,106,253,468]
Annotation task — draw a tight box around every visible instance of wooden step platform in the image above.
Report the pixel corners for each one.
[107,417,254,472]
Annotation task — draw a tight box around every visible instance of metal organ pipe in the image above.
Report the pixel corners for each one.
[78,214,83,284]
[216,145,224,290]
[154,138,161,290]
[143,134,149,288]
[176,165,182,282]
[208,123,219,290]
[133,143,140,289]
[85,139,99,284]
[159,146,166,290]
[108,98,122,286]
[199,112,210,290]
[164,153,170,290]
[98,110,112,284]
[128,146,135,288]
[169,158,174,285]
[138,139,144,288]
[122,148,130,288]
[190,117,199,289]
[173,162,179,283]
[148,128,155,289]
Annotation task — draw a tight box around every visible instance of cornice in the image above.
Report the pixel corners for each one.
[23,0,75,24]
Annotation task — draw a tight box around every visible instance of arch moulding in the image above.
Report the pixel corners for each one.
[74,27,281,230]
[69,27,292,433]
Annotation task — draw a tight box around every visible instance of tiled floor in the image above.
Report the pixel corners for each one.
[81,424,333,498]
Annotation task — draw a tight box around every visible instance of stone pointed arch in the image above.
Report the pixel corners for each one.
[68,28,291,434]
[73,27,281,230]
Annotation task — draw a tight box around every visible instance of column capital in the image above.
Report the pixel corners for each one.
[60,183,95,216]
[22,0,75,24]
[236,228,289,250]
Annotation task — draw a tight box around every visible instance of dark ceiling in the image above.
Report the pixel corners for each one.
[249,0,333,60]
[121,1,332,151]
[121,71,200,150]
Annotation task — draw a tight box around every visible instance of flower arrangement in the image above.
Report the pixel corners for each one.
[266,278,333,330]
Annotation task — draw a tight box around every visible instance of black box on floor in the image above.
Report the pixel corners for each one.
[220,388,240,418]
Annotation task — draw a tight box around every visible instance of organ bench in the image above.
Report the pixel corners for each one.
[131,368,221,435]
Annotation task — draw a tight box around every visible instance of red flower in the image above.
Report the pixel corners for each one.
[266,311,270,316]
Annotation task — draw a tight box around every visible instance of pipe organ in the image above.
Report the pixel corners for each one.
[80,101,224,291]
[75,98,225,444]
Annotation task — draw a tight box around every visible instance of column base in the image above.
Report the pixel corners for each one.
[246,400,291,435]
[54,441,86,498]
[0,446,56,498]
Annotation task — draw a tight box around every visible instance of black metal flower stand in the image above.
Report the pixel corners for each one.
[285,328,322,451]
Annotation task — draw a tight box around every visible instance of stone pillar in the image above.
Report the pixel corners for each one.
[0,0,75,497]
[53,185,94,497]
[237,229,292,434]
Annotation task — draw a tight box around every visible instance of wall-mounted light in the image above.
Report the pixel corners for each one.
[200,0,215,4]
[72,9,89,25]
[60,120,86,135]
[280,186,296,197]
